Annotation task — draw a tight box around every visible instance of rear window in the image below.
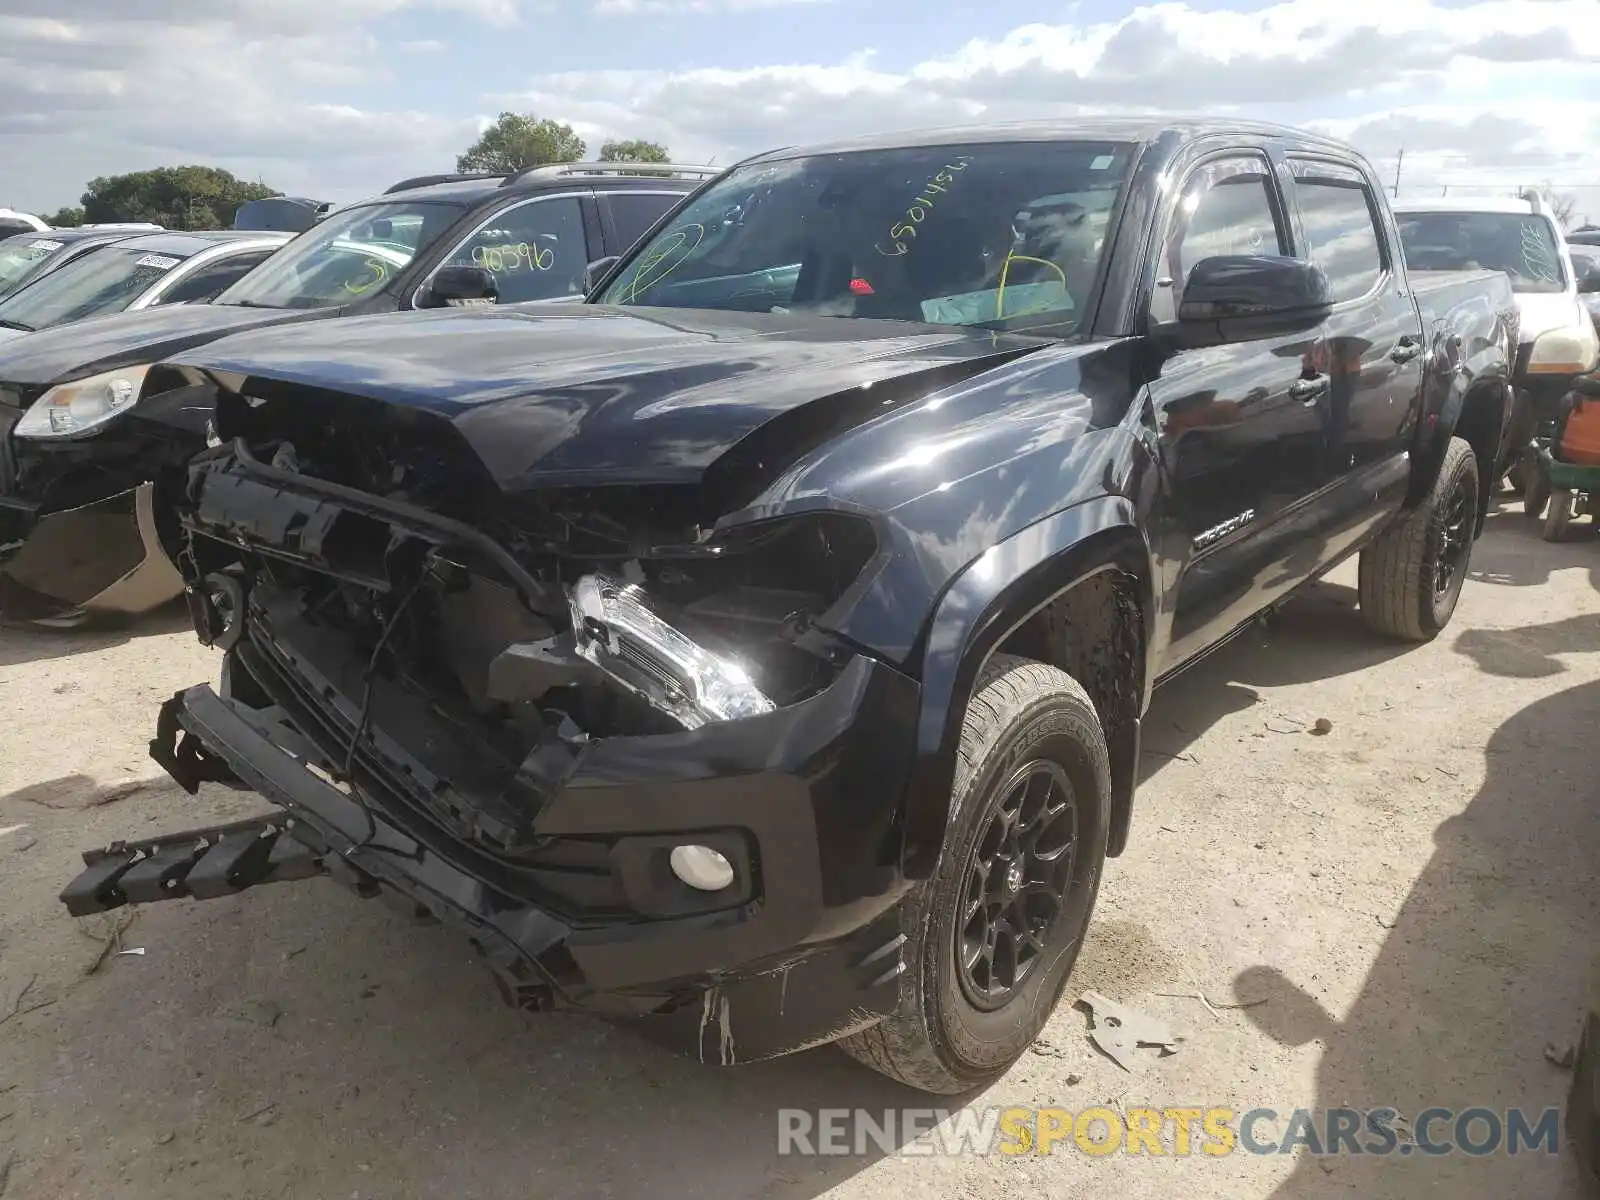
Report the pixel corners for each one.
[1397,211,1567,293]
[0,244,190,331]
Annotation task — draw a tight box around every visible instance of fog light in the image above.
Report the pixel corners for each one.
[669,844,735,892]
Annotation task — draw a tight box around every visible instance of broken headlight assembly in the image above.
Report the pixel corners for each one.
[13,364,152,439]
[569,573,776,730]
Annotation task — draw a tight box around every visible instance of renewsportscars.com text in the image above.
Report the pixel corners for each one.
[777,1105,1563,1158]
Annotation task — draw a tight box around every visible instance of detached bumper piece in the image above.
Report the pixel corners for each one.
[60,813,323,917]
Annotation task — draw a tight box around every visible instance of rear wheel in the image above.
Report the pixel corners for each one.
[1359,436,1479,641]
[1523,465,1552,519]
[838,654,1109,1093]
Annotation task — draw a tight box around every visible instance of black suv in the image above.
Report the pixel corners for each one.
[0,163,714,623]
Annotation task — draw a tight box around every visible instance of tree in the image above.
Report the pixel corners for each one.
[599,139,670,164]
[42,207,84,228]
[456,112,586,174]
[80,167,278,230]
[1520,181,1577,230]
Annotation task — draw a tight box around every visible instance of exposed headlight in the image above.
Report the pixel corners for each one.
[569,573,775,730]
[1527,321,1600,376]
[13,365,152,439]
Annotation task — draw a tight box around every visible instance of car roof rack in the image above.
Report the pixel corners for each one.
[499,162,722,188]
[383,172,506,195]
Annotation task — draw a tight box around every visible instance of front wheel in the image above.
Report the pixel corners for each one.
[1523,465,1552,519]
[1359,436,1480,641]
[838,654,1110,1093]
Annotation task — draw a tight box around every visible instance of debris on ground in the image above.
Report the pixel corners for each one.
[1154,989,1267,1018]
[0,977,53,1029]
[1311,718,1334,735]
[79,912,139,976]
[1077,991,1181,1071]
[1545,1042,1577,1070]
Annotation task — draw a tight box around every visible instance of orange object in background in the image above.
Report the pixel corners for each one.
[1561,395,1600,465]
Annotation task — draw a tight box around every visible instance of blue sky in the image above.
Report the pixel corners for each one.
[2,0,1597,221]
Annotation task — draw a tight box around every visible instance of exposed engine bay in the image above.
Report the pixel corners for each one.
[175,388,881,860]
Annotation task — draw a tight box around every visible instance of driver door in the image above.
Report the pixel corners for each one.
[426,194,597,307]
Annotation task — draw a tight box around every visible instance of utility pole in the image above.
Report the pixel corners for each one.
[1392,148,1404,198]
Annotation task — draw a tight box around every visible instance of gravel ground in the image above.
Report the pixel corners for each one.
[1,502,1596,1199]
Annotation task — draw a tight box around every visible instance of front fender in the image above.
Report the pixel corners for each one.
[899,495,1155,879]
[1408,322,1513,512]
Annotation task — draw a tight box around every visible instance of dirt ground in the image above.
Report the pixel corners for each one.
[1,502,1596,1199]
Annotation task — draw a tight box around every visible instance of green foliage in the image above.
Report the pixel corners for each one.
[599,139,671,164]
[80,167,278,230]
[457,112,587,174]
[41,206,84,228]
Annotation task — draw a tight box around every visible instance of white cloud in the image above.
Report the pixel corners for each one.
[2,0,1597,223]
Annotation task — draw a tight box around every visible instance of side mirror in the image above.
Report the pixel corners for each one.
[584,256,620,295]
[1576,265,1600,295]
[1170,255,1332,346]
[421,265,497,309]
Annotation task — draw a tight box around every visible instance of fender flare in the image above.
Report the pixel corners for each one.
[1408,333,1514,514]
[899,495,1156,879]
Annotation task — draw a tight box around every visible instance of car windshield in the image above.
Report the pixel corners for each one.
[0,244,192,331]
[1396,211,1568,293]
[217,201,465,310]
[597,140,1136,334]
[0,236,70,299]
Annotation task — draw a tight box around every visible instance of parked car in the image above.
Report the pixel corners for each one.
[60,118,1519,1091]
[0,230,291,345]
[0,164,714,624]
[1394,196,1600,479]
[1570,242,1600,333]
[0,227,173,303]
[0,209,48,238]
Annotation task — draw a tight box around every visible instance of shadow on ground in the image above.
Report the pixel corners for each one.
[1236,674,1600,1197]
[1469,503,1599,590]
[0,600,191,669]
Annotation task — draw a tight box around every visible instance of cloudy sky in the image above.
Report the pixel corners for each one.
[3,0,1598,223]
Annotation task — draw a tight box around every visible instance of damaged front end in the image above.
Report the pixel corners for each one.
[78,388,922,1063]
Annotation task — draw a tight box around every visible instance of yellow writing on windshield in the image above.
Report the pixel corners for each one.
[617,223,706,302]
[472,242,555,273]
[875,157,973,257]
[342,258,390,295]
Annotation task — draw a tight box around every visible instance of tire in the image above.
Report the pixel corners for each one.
[1523,467,1552,519]
[1359,435,1479,642]
[1543,489,1575,542]
[1505,461,1527,494]
[837,653,1110,1093]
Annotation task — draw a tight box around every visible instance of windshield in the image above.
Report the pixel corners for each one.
[1396,211,1569,293]
[0,236,70,299]
[598,140,1135,334]
[0,244,191,331]
[217,201,464,310]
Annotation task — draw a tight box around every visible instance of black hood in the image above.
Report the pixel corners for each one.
[0,304,329,387]
[171,304,1052,492]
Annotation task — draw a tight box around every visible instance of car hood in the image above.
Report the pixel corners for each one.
[0,303,329,387]
[172,303,1053,493]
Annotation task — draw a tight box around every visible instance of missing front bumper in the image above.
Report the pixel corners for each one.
[109,604,923,1061]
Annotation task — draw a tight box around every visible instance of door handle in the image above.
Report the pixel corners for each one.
[1390,339,1422,365]
[1290,375,1330,404]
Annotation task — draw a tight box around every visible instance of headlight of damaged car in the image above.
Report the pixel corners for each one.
[13,365,152,439]
[1527,320,1600,375]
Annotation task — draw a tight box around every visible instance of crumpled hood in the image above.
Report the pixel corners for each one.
[0,303,329,387]
[172,303,1052,491]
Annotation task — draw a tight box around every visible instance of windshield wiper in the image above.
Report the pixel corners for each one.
[0,319,33,332]
[220,299,284,310]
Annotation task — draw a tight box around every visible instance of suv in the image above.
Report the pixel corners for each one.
[0,164,713,623]
[0,227,165,303]
[1394,195,1600,476]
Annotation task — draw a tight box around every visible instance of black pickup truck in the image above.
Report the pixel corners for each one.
[63,118,1516,1093]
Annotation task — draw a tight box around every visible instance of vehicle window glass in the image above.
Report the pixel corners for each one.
[598,140,1135,335]
[606,192,678,253]
[154,250,276,306]
[216,201,465,310]
[0,245,189,331]
[0,237,64,297]
[438,197,590,304]
[1152,158,1286,323]
[1395,211,1567,294]
[1294,173,1384,303]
